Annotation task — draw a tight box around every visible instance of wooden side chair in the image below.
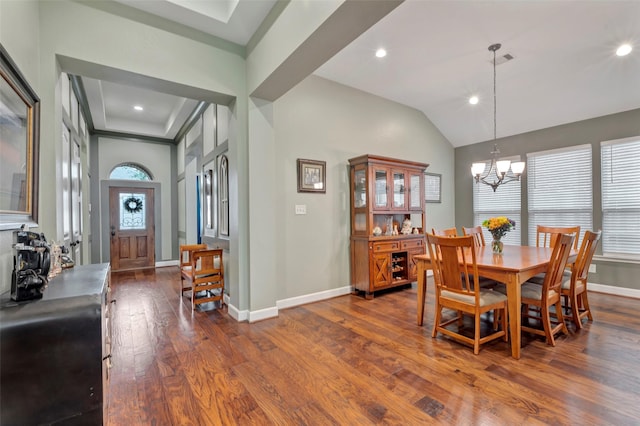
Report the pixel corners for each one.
[561,230,601,329]
[528,225,580,285]
[427,234,508,355]
[518,233,574,346]
[179,243,207,296]
[184,249,225,310]
[432,227,458,237]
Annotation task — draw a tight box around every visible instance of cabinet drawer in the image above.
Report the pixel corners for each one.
[372,241,400,252]
[402,239,424,250]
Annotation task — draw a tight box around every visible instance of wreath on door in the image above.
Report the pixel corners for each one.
[123,196,143,214]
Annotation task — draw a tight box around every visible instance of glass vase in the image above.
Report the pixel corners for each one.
[491,236,504,254]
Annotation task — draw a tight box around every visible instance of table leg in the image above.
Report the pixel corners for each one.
[417,260,426,326]
[505,274,521,359]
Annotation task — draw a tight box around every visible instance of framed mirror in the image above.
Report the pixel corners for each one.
[0,44,40,230]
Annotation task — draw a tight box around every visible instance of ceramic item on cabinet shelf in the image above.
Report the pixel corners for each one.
[413,227,420,234]
[373,226,382,236]
[385,216,393,236]
[401,218,412,235]
[392,224,399,235]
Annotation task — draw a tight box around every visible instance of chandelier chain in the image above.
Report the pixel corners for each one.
[493,46,497,140]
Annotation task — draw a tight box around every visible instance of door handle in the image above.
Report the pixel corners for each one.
[110,226,116,237]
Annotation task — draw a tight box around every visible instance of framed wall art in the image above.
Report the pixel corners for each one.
[424,172,441,203]
[297,159,326,193]
[0,44,40,230]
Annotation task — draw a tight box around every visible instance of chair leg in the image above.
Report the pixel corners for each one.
[570,293,583,329]
[501,307,508,342]
[431,307,442,338]
[581,292,594,322]
[541,304,556,347]
[555,300,569,337]
[473,313,480,355]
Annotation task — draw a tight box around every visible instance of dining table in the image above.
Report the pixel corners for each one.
[415,244,577,359]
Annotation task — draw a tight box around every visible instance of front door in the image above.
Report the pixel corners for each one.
[109,187,155,271]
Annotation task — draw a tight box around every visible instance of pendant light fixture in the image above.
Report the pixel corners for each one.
[471,43,525,192]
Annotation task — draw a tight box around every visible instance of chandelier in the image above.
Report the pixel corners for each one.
[471,43,525,192]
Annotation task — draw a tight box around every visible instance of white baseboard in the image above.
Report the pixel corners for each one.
[276,285,352,310]
[156,260,179,268]
[589,282,640,299]
[227,285,353,323]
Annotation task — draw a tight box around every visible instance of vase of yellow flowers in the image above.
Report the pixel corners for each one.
[482,216,516,254]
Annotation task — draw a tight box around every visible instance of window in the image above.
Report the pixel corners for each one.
[109,163,152,181]
[527,145,592,246]
[218,155,229,237]
[601,137,640,258]
[472,157,521,245]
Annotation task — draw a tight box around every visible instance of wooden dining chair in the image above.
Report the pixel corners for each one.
[528,225,581,285]
[179,243,207,296]
[519,233,574,346]
[183,248,225,310]
[432,227,458,237]
[561,230,601,329]
[427,234,508,355]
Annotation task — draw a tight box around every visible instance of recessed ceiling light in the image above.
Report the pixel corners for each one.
[469,96,479,105]
[616,43,632,57]
[134,105,144,111]
[375,48,387,58]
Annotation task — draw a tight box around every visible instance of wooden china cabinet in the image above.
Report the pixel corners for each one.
[349,154,429,299]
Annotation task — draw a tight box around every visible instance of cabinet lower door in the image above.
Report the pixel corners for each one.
[372,253,391,288]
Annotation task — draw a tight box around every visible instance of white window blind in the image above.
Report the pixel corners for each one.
[527,145,592,247]
[472,157,521,245]
[601,137,640,258]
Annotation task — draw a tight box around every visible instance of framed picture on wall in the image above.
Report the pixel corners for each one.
[425,172,441,203]
[297,159,326,193]
[0,44,40,230]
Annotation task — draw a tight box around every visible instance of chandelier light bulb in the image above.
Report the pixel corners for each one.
[616,43,632,57]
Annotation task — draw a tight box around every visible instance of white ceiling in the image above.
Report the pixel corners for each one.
[83,0,277,139]
[84,0,640,146]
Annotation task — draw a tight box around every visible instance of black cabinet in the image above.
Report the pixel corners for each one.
[0,263,111,425]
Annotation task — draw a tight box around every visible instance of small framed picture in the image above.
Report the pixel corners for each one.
[425,172,441,203]
[297,159,326,193]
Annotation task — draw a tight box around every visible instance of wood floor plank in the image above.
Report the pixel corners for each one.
[106,267,640,425]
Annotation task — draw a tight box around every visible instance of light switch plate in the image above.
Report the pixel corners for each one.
[295,204,307,215]
[589,264,596,273]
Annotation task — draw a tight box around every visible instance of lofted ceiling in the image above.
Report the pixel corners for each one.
[83,0,640,146]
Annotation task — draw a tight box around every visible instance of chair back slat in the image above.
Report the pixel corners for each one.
[462,225,486,247]
[542,233,575,295]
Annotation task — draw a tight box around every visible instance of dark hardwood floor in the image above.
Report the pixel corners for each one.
[107,267,640,425]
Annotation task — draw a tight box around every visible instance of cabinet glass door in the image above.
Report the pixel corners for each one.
[353,169,366,208]
[409,173,421,209]
[374,168,388,209]
[393,171,405,209]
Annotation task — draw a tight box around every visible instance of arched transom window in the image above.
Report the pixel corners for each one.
[109,163,153,181]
